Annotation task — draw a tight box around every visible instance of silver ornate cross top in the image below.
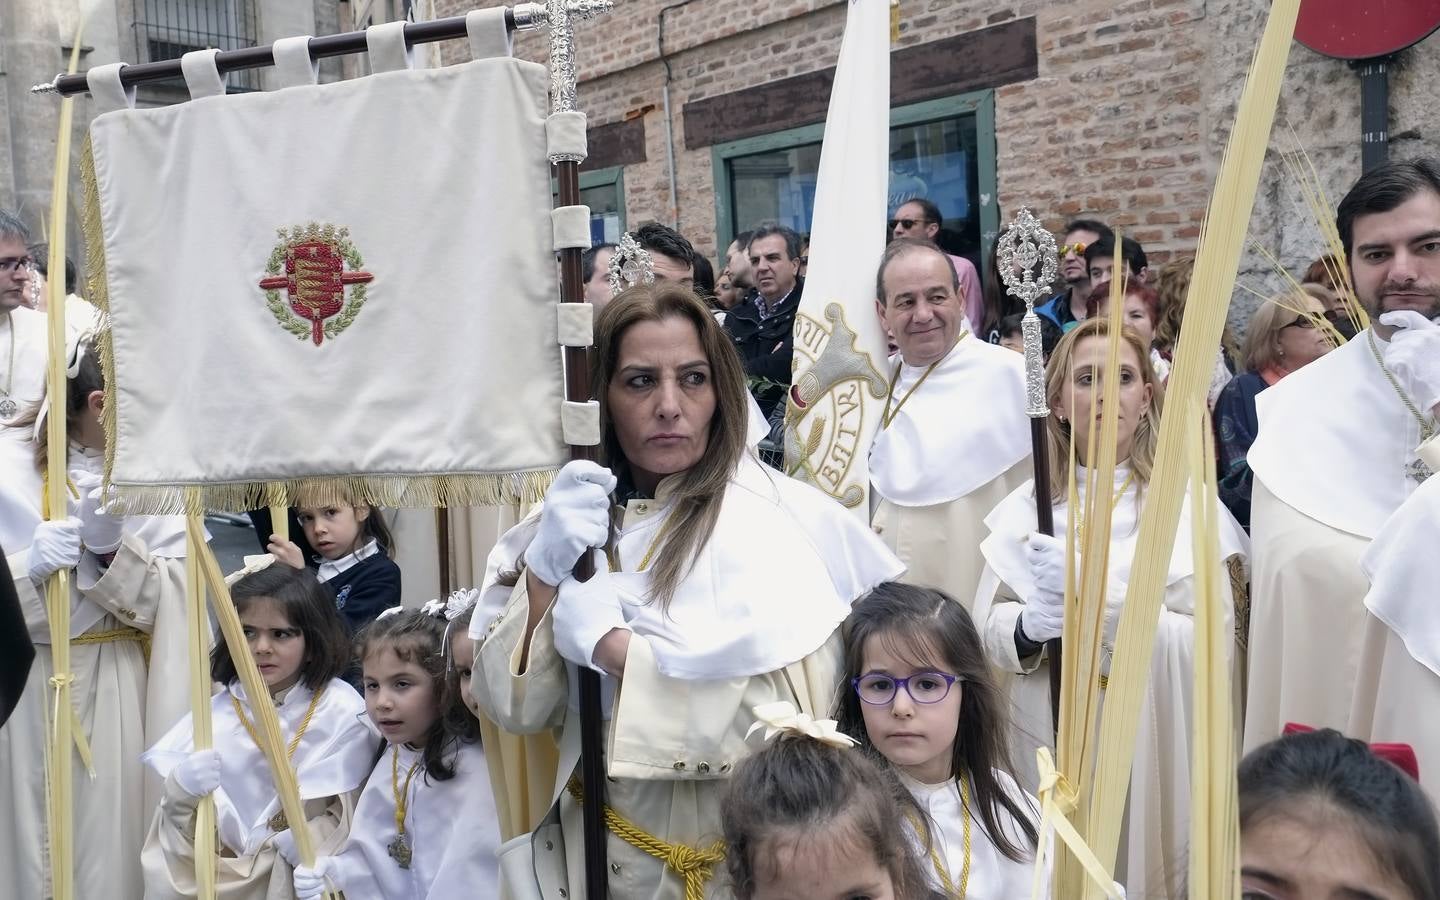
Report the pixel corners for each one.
[997,208,1060,418]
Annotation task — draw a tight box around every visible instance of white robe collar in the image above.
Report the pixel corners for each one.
[474,453,904,679]
[869,336,1032,507]
[1249,330,1430,539]
[318,538,380,582]
[331,741,499,900]
[144,678,377,856]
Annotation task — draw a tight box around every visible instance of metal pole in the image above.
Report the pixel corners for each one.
[997,209,1062,732]
[1353,56,1391,173]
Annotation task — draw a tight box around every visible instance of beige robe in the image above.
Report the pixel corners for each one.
[140,774,353,900]
[475,577,844,900]
[872,460,1029,611]
[1,532,188,900]
[1241,482,1373,751]
[974,477,1245,900]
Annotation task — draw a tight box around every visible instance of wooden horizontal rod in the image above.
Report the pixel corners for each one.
[36,6,536,97]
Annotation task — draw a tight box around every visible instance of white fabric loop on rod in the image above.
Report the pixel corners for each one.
[181,49,226,100]
[556,303,595,348]
[86,63,135,114]
[546,111,588,161]
[366,21,415,73]
[552,206,592,252]
[561,400,602,447]
[273,36,319,88]
[466,8,513,60]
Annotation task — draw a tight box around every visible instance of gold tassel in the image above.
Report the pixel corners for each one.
[889,0,900,44]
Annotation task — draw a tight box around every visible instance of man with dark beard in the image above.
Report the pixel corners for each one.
[1244,160,1440,806]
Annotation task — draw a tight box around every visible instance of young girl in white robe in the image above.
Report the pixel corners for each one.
[141,562,377,899]
[720,715,943,900]
[0,337,190,900]
[293,605,500,900]
[835,582,1044,900]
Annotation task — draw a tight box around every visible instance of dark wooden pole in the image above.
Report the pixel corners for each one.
[1031,419,1061,729]
[555,159,610,899]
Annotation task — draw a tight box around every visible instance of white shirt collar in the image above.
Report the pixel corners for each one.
[317,538,380,582]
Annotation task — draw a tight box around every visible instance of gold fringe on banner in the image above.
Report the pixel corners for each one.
[104,469,559,517]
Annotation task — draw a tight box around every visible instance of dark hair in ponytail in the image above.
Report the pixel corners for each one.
[355,608,476,782]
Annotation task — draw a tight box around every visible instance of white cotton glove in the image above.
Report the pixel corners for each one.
[1020,532,1067,644]
[27,517,82,583]
[292,857,339,900]
[553,549,630,671]
[1381,311,1440,417]
[72,471,124,555]
[171,749,221,799]
[272,828,300,868]
[525,460,617,587]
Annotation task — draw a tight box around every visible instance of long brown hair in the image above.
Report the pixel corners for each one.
[592,283,749,608]
[835,582,1039,863]
[1045,317,1165,500]
[354,609,477,782]
[721,733,939,900]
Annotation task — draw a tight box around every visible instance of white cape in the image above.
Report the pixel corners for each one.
[144,679,377,856]
[869,336,1031,507]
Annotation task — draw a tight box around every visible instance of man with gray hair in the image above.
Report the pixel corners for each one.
[724,221,804,418]
[0,210,45,429]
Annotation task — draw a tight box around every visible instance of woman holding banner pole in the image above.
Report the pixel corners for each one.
[471,281,902,900]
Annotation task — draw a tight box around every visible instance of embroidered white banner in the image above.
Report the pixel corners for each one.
[783,0,892,514]
[84,46,565,512]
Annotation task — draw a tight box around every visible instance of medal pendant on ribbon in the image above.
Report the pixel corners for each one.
[0,397,16,420]
[1409,457,1433,483]
[268,810,288,832]
[388,833,412,869]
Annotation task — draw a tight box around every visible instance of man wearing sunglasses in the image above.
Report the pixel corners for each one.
[1035,218,1113,333]
[0,209,45,430]
[890,198,983,333]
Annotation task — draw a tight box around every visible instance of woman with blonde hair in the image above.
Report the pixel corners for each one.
[470,282,902,899]
[972,317,1248,899]
[1214,290,1335,530]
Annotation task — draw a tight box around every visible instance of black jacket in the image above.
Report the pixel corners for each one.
[724,277,804,416]
[325,552,402,635]
[0,550,34,727]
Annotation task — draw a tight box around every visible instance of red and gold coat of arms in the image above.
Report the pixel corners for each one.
[258,223,374,346]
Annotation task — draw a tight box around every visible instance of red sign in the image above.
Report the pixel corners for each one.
[1296,0,1440,60]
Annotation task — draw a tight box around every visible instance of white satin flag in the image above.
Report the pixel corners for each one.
[783,0,892,515]
[84,33,566,513]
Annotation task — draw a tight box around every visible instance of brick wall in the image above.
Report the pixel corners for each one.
[435,0,1440,324]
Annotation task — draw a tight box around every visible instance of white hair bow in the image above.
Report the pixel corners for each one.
[376,605,406,621]
[223,554,276,587]
[746,701,857,749]
[419,598,451,619]
[443,588,480,621]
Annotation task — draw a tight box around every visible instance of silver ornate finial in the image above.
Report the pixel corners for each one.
[546,0,612,122]
[996,208,1059,310]
[30,75,63,95]
[607,232,655,295]
[997,208,1061,419]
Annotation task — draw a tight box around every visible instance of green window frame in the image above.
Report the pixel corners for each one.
[579,165,626,245]
[711,89,998,266]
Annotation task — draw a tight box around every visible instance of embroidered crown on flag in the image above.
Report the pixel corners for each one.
[81,23,567,514]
